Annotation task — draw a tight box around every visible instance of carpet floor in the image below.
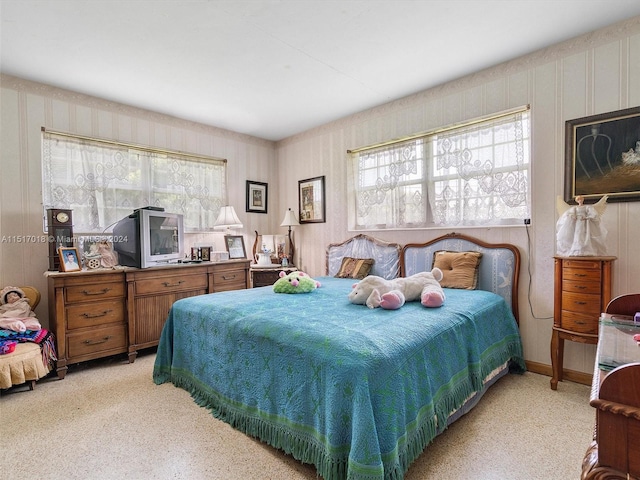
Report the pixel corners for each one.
[2,351,593,479]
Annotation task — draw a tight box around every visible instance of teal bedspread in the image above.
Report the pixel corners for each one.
[153,276,524,480]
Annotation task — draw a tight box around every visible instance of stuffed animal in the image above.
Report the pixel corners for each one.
[273,270,321,294]
[348,269,445,309]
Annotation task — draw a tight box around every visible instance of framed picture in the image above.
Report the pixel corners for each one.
[58,246,82,272]
[201,246,211,261]
[246,180,268,213]
[298,175,326,223]
[564,106,640,203]
[225,235,247,259]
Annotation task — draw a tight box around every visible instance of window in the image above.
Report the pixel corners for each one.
[42,130,227,233]
[348,107,530,229]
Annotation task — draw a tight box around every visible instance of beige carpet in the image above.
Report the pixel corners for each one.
[2,351,593,479]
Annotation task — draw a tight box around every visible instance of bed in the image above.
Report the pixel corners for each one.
[153,232,525,480]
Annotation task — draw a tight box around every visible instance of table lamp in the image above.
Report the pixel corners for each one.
[280,208,299,265]
[214,206,243,234]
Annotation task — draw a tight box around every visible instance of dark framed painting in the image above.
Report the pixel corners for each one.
[224,235,247,259]
[564,106,640,203]
[246,180,268,213]
[298,175,326,224]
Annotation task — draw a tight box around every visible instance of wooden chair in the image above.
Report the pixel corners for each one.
[605,293,640,316]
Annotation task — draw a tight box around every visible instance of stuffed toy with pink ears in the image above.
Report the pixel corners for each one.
[273,270,321,293]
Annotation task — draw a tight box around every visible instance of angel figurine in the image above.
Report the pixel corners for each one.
[556,195,608,256]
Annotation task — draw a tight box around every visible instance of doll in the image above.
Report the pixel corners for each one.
[556,195,608,257]
[0,286,42,333]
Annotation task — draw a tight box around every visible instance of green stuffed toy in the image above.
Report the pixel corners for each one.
[273,270,321,293]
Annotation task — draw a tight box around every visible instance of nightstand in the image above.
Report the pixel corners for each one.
[250,266,297,288]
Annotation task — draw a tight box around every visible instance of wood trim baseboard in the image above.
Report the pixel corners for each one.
[525,360,593,386]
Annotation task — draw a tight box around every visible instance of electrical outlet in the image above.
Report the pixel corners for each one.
[524,218,531,225]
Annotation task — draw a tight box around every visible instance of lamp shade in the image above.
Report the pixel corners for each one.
[214,206,243,230]
[280,208,300,227]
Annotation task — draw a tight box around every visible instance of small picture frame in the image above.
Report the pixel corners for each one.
[201,246,211,261]
[246,180,268,214]
[58,246,82,272]
[225,235,247,259]
[298,175,326,223]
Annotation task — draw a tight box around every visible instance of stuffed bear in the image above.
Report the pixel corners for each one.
[348,268,445,309]
[273,270,321,294]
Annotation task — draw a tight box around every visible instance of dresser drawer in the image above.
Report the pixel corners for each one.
[562,266,602,283]
[67,324,127,358]
[562,291,601,315]
[213,269,246,292]
[559,310,598,334]
[562,279,602,295]
[134,273,208,295]
[562,259,605,270]
[66,300,125,330]
[65,282,125,302]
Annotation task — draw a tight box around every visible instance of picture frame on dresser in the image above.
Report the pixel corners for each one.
[564,106,640,203]
[225,235,247,259]
[58,247,81,272]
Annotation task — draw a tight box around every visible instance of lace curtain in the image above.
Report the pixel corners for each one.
[349,108,530,229]
[42,132,227,233]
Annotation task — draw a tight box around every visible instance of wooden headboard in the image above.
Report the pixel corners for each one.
[401,233,521,322]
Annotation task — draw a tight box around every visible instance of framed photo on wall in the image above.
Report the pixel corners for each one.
[298,175,326,224]
[58,246,82,272]
[225,235,247,259]
[564,106,640,203]
[246,180,268,213]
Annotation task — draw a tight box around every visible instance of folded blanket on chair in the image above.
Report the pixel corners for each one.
[0,328,57,366]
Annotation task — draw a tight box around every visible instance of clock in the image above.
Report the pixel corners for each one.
[47,208,73,271]
[55,211,69,223]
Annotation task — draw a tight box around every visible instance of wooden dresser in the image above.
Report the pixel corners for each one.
[250,266,297,287]
[48,260,250,378]
[550,256,616,390]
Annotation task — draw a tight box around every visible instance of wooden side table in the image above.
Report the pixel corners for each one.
[250,266,297,288]
[550,256,616,390]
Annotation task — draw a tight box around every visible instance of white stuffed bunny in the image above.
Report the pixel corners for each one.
[348,269,445,309]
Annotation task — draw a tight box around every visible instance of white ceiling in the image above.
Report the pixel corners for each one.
[2,1,640,141]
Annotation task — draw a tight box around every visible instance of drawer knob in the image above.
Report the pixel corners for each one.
[574,301,587,305]
[81,288,111,296]
[83,335,112,345]
[222,275,237,280]
[81,309,113,319]
[575,320,586,325]
[574,274,587,277]
[162,280,185,287]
